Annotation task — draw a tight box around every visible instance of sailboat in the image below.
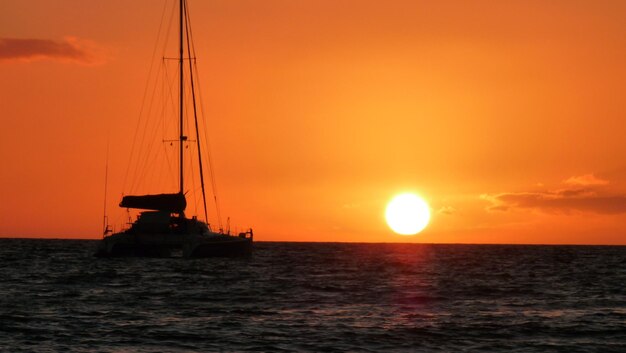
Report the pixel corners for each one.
[95,0,253,258]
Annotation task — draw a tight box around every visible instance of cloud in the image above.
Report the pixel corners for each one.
[0,37,105,64]
[483,192,626,214]
[564,173,609,186]
[437,206,456,215]
[483,175,626,215]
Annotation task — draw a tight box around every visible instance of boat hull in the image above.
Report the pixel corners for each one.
[94,232,252,258]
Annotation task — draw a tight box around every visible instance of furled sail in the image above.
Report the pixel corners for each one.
[120,193,186,212]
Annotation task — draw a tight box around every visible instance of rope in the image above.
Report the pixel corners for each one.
[186,1,224,231]
[122,0,171,194]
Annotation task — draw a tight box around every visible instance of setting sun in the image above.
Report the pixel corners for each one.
[385,193,431,235]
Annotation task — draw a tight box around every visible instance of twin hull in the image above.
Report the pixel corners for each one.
[95,232,253,258]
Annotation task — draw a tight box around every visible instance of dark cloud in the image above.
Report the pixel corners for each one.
[483,188,626,215]
[0,37,104,64]
[482,174,626,215]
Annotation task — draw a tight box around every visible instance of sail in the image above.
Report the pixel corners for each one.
[120,193,186,212]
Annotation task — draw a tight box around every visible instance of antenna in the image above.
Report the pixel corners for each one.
[102,137,112,237]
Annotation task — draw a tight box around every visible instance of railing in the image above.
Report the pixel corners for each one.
[237,228,254,240]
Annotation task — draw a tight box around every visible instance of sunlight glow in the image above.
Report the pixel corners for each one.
[385,193,431,235]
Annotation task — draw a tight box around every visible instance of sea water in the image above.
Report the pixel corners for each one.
[0,239,624,352]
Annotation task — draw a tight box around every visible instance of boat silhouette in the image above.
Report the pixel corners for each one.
[95,0,253,258]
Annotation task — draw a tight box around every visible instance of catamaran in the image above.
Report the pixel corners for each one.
[95,0,253,257]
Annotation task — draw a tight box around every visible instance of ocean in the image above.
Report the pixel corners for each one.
[0,239,624,352]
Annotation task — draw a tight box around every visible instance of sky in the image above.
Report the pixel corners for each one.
[1,0,626,244]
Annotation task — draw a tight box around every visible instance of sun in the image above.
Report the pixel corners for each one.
[385,193,431,235]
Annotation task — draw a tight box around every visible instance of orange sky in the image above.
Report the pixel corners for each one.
[1,0,626,244]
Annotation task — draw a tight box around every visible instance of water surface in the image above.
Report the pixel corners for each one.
[1,239,624,351]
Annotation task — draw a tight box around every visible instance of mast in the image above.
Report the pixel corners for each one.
[178,0,185,195]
